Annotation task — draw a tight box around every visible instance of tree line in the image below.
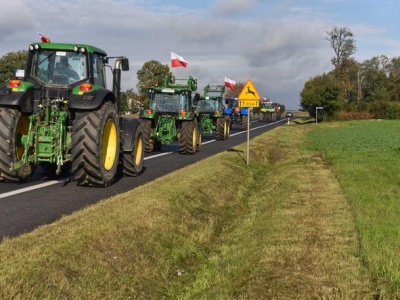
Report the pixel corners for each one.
[301,26,400,120]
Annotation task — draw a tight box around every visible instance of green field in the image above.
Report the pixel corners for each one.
[0,118,399,298]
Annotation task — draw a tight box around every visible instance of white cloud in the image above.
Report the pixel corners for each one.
[213,0,261,15]
[1,0,399,109]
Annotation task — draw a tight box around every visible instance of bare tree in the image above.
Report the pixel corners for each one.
[326,26,356,68]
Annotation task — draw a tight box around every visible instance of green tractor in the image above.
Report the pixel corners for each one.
[259,101,285,122]
[197,84,230,140]
[0,41,144,186]
[139,75,201,154]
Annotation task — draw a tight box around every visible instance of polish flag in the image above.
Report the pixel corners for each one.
[171,52,188,68]
[224,77,236,90]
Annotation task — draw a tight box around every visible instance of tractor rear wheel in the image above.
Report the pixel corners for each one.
[225,115,233,129]
[215,117,224,140]
[196,122,202,152]
[224,118,230,139]
[242,115,249,130]
[179,119,198,154]
[71,101,120,187]
[216,117,230,140]
[0,108,32,182]
[121,122,144,176]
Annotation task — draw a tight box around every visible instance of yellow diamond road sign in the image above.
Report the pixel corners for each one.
[238,80,261,107]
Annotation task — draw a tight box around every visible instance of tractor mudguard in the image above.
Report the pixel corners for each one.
[0,89,34,113]
[177,111,196,121]
[120,116,141,152]
[224,107,232,115]
[69,89,115,110]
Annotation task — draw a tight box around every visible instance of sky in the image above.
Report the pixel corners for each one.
[1,0,400,109]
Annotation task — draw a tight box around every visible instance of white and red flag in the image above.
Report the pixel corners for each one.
[38,32,50,43]
[171,52,188,68]
[224,77,236,90]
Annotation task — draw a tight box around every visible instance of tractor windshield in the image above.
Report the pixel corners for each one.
[31,50,88,85]
[152,92,189,112]
[230,99,239,109]
[197,99,218,112]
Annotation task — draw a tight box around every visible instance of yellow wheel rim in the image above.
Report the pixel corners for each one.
[192,125,197,151]
[224,120,228,137]
[102,119,117,171]
[134,133,143,166]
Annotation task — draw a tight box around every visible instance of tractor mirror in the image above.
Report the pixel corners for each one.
[193,93,200,106]
[121,58,129,71]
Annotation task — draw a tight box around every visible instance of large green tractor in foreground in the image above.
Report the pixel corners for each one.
[0,41,144,186]
[139,75,201,154]
[197,84,230,140]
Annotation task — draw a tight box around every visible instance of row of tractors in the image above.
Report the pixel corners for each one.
[137,77,264,156]
[0,40,283,187]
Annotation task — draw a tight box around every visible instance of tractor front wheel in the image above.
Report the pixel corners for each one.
[71,101,120,187]
[121,122,144,176]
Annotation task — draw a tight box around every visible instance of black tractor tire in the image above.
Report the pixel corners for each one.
[179,118,198,154]
[71,101,120,187]
[141,119,154,153]
[217,117,230,140]
[242,115,249,130]
[0,107,33,182]
[121,122,144,176]
[225,115,233,129]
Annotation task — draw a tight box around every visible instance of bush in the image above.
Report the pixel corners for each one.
[335,111,375,121]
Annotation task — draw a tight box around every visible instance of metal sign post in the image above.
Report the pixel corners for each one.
[247,110,250,165]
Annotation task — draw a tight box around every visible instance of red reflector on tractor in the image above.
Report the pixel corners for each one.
[145,109,153,114]
[80,84,93,91]
[9,80,22,88]
[179,110,187,116]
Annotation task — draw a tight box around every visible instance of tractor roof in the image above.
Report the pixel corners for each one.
[29,42,107,56]
[151,76,197,92]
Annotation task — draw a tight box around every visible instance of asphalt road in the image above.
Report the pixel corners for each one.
[0,118,287,241]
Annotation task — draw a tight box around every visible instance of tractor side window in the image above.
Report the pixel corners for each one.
[93,54,106,87]
[33,52,51,82]
[179,94,188,111]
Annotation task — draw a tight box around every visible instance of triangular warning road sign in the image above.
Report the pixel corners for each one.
[238,80,261,100]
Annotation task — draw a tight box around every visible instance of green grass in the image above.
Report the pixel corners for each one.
[0,119,398,298]
[305,120,400,294]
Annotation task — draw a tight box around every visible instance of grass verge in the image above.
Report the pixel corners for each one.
[0,119,395,298]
